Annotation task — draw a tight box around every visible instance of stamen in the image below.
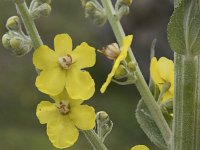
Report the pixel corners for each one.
[57,100,70,115]
[58,54,72,69]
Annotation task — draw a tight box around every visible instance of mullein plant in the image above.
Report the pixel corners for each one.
[1,0,200,150]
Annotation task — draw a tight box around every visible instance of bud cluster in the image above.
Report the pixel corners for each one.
[29,0,52,19]
[2,16,32,57]
[84,0,107,26]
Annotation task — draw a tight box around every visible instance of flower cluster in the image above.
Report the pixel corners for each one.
[33,34,96,148]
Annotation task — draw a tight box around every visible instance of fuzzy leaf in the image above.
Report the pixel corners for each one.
[135,99,168,150]
[167,0,200,56]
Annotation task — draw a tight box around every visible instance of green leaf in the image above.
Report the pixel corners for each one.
[167,0,200,56]
[135,99,168,150]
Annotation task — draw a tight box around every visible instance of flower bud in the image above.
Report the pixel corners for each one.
[6,16,21,31]
[122,0,133,6]
[128,61,137,72]
[97,111,109,122]
[114,65,127,79]
[2,34,12,49]
[85,1,107,26]
[100,43,120,60]
[10,37,22,50]
[31,3,51,19]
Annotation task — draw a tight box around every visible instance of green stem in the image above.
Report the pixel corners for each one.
[172,55,200,150]
[101,0,171,147]
[14,1,107,150]
[15,0,43,49]
[83,130,108,150]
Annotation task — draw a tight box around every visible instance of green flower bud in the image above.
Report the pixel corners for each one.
[31,3,51,19]
[128,61,137,72]
[114,65,127,79]
[97,111,109,122]
[2,34,12,49]
[85,1,107,26]
[10,37,22,50]
[6,16,21,31]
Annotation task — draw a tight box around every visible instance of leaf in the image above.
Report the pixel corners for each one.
[167,0,200,56]
[135,99,168,150]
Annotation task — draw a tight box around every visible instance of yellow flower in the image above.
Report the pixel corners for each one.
[36,91,96,149]
[150,57,174,102]
[33,34,96,100]
[131,145,150,150]
[100,35,133,93]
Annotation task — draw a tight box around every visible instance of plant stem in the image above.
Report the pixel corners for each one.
[14,1,107,150]
[101,0,171,147]
[83,130,108,150]
[15,0,43,49]
[172,55,200,150]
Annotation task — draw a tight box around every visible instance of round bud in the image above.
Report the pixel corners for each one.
[128,61,137,72]
[10,37,22,50]
[114,65,127,79]
[6,16,21,31]
[2,34,12,49]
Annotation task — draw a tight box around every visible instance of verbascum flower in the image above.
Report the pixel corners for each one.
[150,57,174,102]
[100,35,133,93]
[131,145,150,150]
[33,34,96,100]
[36,91,96,149]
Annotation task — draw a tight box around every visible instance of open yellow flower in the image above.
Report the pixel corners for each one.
[131,145,150,150]
[150,57,174,102]
[36,91,96,149]
[100,35,133,93]
[33,34,96,100]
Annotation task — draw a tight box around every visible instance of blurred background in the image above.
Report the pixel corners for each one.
[0,0,174,150]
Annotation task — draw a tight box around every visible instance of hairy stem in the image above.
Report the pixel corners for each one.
[101,0,171,147]
[83,130,108,150]
[15,0,43,49]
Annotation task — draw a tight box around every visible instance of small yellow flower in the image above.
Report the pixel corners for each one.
[36,91,96,149]
[33,34,96,100]
[131,145,150,150]
[150,57,174,102]
[100,35,133,93]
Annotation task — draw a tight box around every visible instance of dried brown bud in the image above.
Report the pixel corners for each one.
[100,43,120,60]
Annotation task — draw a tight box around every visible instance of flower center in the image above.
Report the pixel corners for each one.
[56,100,70,115]
[58,54,72,69]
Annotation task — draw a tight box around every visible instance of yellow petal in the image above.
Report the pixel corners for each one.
[33,45,58,70]
[69,104,96,130]
[131,145,150,150]
[162,91,173,102]
[150,57,163,85]
[54,34,72,57]
[71,42,96,69]
[36,68,65,96]
[157,57,174,82]
[66,67,95,100]
[100,35,133,93]
[36,101,60,124]
[51,90,83,106]
[47,116,79,149]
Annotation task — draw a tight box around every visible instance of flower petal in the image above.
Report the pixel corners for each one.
[51,90,83,106]
[131,145,150,150]
[150,57,164,85]
[33,45,58,70]
[66,68,95,100]
[100,35,133,93]
[36,101,60,124]
[36,68,65,96]
[71,42,96,69]
[47,117,79,149]
[69,104,96,130]
[54,34,72,57]
[157,57,174,81]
